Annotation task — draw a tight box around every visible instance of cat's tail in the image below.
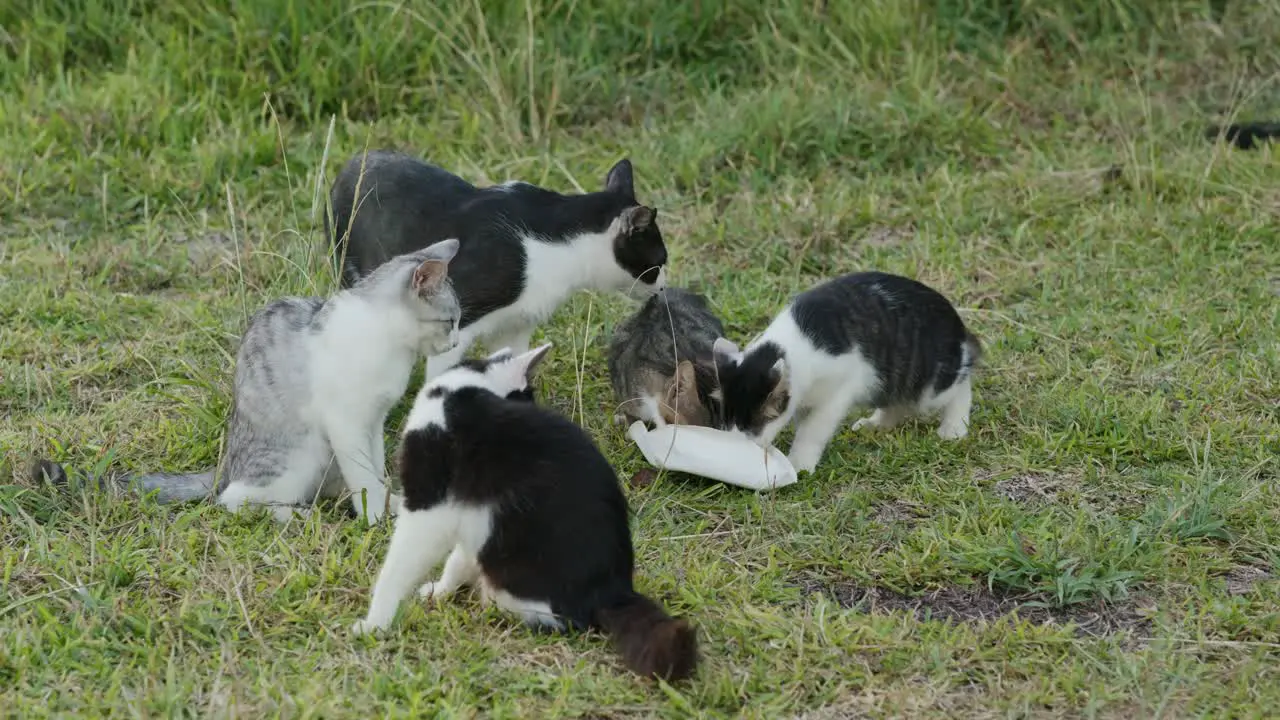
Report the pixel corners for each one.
[31,459,221,504]
[594,591,698,682]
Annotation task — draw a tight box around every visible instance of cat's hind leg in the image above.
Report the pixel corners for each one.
[486,585,564,632]
[217,438,328,521]
[851,405,910,433]
[351,504,462,635]
[418,545,481,602]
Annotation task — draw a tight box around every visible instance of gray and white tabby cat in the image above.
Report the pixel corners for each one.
[328,151,670,380]
[34,240,463,524]
[712,271,981,474]
[607,287,725,428]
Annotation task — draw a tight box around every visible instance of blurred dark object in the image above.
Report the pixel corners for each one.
[628,468,657,489]
[1206,122,1280,150]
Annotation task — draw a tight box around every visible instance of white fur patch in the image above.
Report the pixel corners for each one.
[352,502,492,635]
[424,217,660,379]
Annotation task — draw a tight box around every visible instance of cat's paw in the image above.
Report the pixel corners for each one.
[355,493,394,524]
[418,581,446,601]
[349,618,386,637]
[852,408,904,433]
[936,422,969,440]
[787,447,821,475]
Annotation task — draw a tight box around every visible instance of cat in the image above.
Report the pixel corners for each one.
[711,271,982,474]
[1206,122,1280,150]
[607,287,725,428]
[33,240,464,524]
[327,151,670,379]
[350,344,699,682]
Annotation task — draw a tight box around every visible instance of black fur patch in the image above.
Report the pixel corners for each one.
[714,341,785,435]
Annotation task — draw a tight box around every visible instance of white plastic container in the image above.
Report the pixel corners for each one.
[627,421,798,491]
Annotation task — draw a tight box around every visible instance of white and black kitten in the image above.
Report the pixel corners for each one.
[328,152,669,379]
[351,346,698,682]
[712,271,982,473]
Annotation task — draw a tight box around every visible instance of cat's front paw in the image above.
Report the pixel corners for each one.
[349,618,386,637]
[787,446,821,475]
[418,581,443,601]
[936,422,969,440]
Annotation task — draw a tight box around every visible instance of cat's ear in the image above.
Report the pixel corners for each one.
[769,357,789,387]
[423,238,460,263]
[486,347,514,363]
[620,205,655,233]
[513,343,554,377]
[491,342,553,388]
[712,337,741,363]
[412,259,450,296]
[673,360,697,395]
[412,239,459,295]
[605,158,635,198]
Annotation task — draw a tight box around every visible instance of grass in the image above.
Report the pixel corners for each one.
[2,0,1279,716]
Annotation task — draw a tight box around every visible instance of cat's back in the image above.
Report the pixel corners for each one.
[239,296,325,353]
[333,150,478,204]
[229,296,324,419]
[445,389,622,498]
[329,151,484,284]
[610,288,724,356]
[788,271,968,354]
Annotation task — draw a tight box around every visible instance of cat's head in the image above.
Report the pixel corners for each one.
[358,238,462,355]
[405,239,463,355]
[601,159,668,298]
[438,343,554,401]
[660,360,722,428]
[711,338,791,445]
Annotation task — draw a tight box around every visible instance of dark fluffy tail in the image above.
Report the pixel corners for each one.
[31,459,220,504]
[594,592,698,682]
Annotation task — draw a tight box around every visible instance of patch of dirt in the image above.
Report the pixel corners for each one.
[627,468,657,489]
[175,231,236,265]
[861,224,914,248]
[977,469,1078,507]
[871,499,929,526]
[1223,565,1272,596]
[794,576,1151,639]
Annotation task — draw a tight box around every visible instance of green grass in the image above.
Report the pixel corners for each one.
[3,0,1279,716]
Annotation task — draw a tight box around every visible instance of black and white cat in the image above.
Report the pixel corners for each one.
[712,271,982,474]
[328,151,670,379]
[350,345,698,682]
